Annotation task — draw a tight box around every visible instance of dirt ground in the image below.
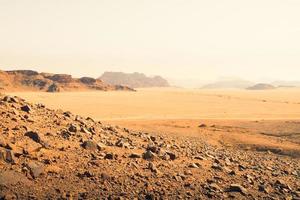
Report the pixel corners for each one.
[8,88,300,158]
[2,88,300,199]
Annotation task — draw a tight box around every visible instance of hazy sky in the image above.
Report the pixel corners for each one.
[0,0,300,83]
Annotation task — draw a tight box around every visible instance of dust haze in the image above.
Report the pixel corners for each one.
[0,1,300,199]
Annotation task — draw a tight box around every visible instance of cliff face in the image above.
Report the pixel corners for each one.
[0,70,134,92]
[99,72,170,88]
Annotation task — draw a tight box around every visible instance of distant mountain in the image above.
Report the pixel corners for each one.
[201,79,254,89]
[99,72,170,88]
[247,83,276,90]
[0,70,134,92]
[272,81,300,87]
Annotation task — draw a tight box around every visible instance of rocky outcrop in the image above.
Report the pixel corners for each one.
[0,70,134,92]
[47,83,60,92]
[99,72,170,88]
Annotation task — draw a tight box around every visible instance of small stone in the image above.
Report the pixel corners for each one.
[68,124,77,132]
[82,140,98,151]
[21,105,31,113]
[148,163,160,174]
[188,163,200,168]
[198,124,207,128]
[104,153,115,160]
[26,161,44,179]
[129,153,141,158]
[25,131,41,143]
[258,184,271,194]
[143,150,156,160]
[5,150,15,164]
[227,184,248,195]
[3,96,18,103]
[166,152,177,160]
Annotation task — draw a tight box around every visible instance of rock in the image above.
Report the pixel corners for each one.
[104,153,115,160]
[82,140,98,151]
[63,111,72,118]
[227,184,248,195]
[81,127,91,134]
[24,131,41,143]
[209,183,222,191]
[0,149,15,164]
[188,163,198,169]
[166,152,177,160]
[129,153,141,158]
[211,163,223,171]
[21,105,31,113]
[258,184,271,194]
[198,124,207,128]
[5,150,15,163]
[115,139,130,148]
[150,136,156,142]
[148,163,160,174]
[3,96,18,103]
[68,124,77,132]
[26,161,44,179]
[143,150,156,160]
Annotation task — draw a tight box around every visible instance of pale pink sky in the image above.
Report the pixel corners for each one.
[0,0,300,83]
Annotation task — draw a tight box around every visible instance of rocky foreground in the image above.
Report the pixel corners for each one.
[0,95,299,200]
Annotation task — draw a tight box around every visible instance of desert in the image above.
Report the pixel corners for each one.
[1,1,300,199]
[1,87,299,199]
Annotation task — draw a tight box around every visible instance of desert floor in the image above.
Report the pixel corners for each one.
[8,88,300,157]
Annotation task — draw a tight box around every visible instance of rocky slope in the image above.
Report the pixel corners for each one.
[0,94,299,199]
[247,83,276,90]
[99,72,170,88]
[0,70,134,92]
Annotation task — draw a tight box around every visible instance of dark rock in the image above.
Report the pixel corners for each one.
[166,152,177,160]
[25,131,41,143]
[68,124,77,132]
[5,150,15,163]
[21,105,31,113]
[198,124,207,128]
[82,140,98,151]
[104,153,115,160]
[143,150,156,160]
[0,149,15,164]
[3,96,18,103]
[129,153,141,158]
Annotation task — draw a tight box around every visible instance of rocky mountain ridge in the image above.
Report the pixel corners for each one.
[99,72,170,88]
[0,70,134,92]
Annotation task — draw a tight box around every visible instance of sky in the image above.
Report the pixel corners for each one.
[0,0,300,85]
